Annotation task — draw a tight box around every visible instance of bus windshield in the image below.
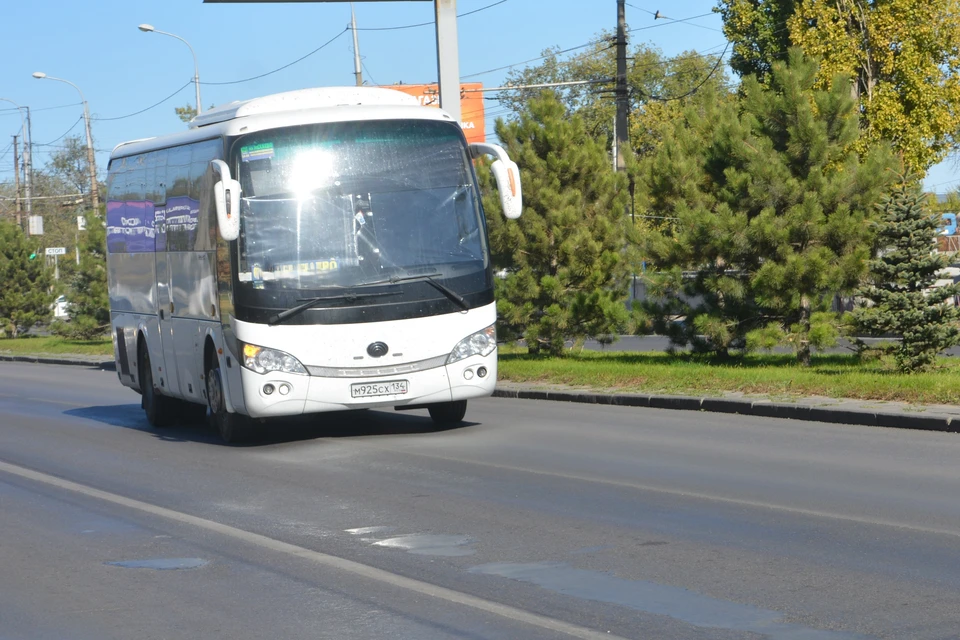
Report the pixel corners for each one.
[231,119,487,291]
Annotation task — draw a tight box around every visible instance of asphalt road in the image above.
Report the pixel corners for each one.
[2,362,960,640]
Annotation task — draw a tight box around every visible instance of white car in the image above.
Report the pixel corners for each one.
[53,295,70,320]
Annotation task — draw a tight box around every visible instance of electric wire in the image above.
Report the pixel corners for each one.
[625,4,724,33]
[636,42,730,101]
[462,41,615,80]
[927,176,960,191]
[201,28,350,86]
[354,0,509,31]
[36,115,83,146]
[0,102,82,115]
[463,9,727,81]
[628,12,718,34]
[361,59,380,87]
[0,140,14,165]
[93,81,193,122]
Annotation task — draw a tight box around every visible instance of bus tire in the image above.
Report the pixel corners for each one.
[427,400,467,425]
[139,343,176,427]
[206,365,253,444]
[178,400,208,425]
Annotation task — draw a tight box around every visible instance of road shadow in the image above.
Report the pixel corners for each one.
[64,404,475,447]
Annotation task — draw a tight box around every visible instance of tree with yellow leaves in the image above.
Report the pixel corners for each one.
[717,0,960,174]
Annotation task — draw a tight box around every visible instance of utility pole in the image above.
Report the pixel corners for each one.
[351,3,363,87]
[434,0,462,124]
[23,106,32,217]
[82,100,99,213]
[615,0,628,172]
[1,100,33,217]
[615,0,639,302]
[12,135,21,226]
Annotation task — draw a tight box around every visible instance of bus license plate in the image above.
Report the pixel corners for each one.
[351,380,409,398]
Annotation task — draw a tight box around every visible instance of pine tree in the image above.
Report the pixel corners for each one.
[52,210,109,340]
[639,50,896,365]
[718,0,960,174]
[854,185,960,372]
[0,221,53,338]
[482,92,631,355]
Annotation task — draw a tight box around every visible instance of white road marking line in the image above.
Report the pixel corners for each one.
[348,442,960,540]
[0,459,627,640]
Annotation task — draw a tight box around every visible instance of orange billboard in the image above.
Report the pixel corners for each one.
[389,83,485,144]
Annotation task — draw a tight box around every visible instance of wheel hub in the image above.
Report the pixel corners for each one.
[207,372,222,413]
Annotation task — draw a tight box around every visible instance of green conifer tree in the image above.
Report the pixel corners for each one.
[853,185,960,372]
[482,92,631,355]
[52,210,109,340]
[639,50,896,364]
[0,221,53,338]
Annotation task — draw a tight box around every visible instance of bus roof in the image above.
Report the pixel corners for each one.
[110,87,450,161]
[189,87,420,128]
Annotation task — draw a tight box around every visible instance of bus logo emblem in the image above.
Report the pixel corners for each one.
[367,342,388,358]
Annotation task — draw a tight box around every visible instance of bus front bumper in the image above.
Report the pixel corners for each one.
[239,351,497,418]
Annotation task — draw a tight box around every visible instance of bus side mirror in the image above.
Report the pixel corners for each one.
[469,143,522,220]
[211,159,241,242]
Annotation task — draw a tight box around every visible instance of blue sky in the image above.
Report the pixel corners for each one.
[0,0,954,193]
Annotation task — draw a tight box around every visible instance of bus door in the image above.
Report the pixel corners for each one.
[149,153,183,399]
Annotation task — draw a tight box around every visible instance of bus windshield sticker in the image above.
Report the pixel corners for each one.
[241,142,275,162]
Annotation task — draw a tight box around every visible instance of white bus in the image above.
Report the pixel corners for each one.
[106,87,521,442]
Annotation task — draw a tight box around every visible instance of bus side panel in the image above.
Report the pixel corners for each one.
[166,139,224,404]
[110,312,160,392]
[170,319,215,404]
[107,253,157,316]
[106,158,159,390]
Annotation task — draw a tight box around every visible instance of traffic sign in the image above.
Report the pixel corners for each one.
[45,247,67,256]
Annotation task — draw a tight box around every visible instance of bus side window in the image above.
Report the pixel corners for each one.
[192,139,222,252]
[164,145,194,252]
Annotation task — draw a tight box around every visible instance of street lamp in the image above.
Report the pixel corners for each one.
[138,24,202,115]
[0,97,32,220]
[32,72,99,212]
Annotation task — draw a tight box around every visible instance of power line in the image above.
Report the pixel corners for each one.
[462,40,615,80]
[464,79,613,93]
[628,11,719,34]
[0,140,13,165]
[355,0,509,31]
[630,42,729,73]
[202,28,349,86]
[927,177,960,191]
[37,115,83,146]
[360,59,380,87]
[637,43,730,101]
[625,4,724,33]
[462,9,725,81]
[0,192,85,202]
[0,102,82,116]
[93,81,192,122]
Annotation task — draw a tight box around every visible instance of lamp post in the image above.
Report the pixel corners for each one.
[32,72,99,212]
[138,24,202,115]
[0,98,32,221]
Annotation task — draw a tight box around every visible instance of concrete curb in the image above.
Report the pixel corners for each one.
[0,354,116,371]
[4,355,956,434]
[492,388,959,434]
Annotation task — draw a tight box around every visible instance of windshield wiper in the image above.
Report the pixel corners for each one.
[268,290,401,326]
[355,272,470,311]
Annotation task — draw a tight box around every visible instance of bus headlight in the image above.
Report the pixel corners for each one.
[447,324,497,364]
[241,342,307,375]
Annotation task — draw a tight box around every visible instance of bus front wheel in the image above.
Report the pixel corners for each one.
[427,400,467,425]
[206,366,254,444]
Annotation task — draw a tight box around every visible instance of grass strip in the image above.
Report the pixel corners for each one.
[497,349,960,405]
[0,336,113,357]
